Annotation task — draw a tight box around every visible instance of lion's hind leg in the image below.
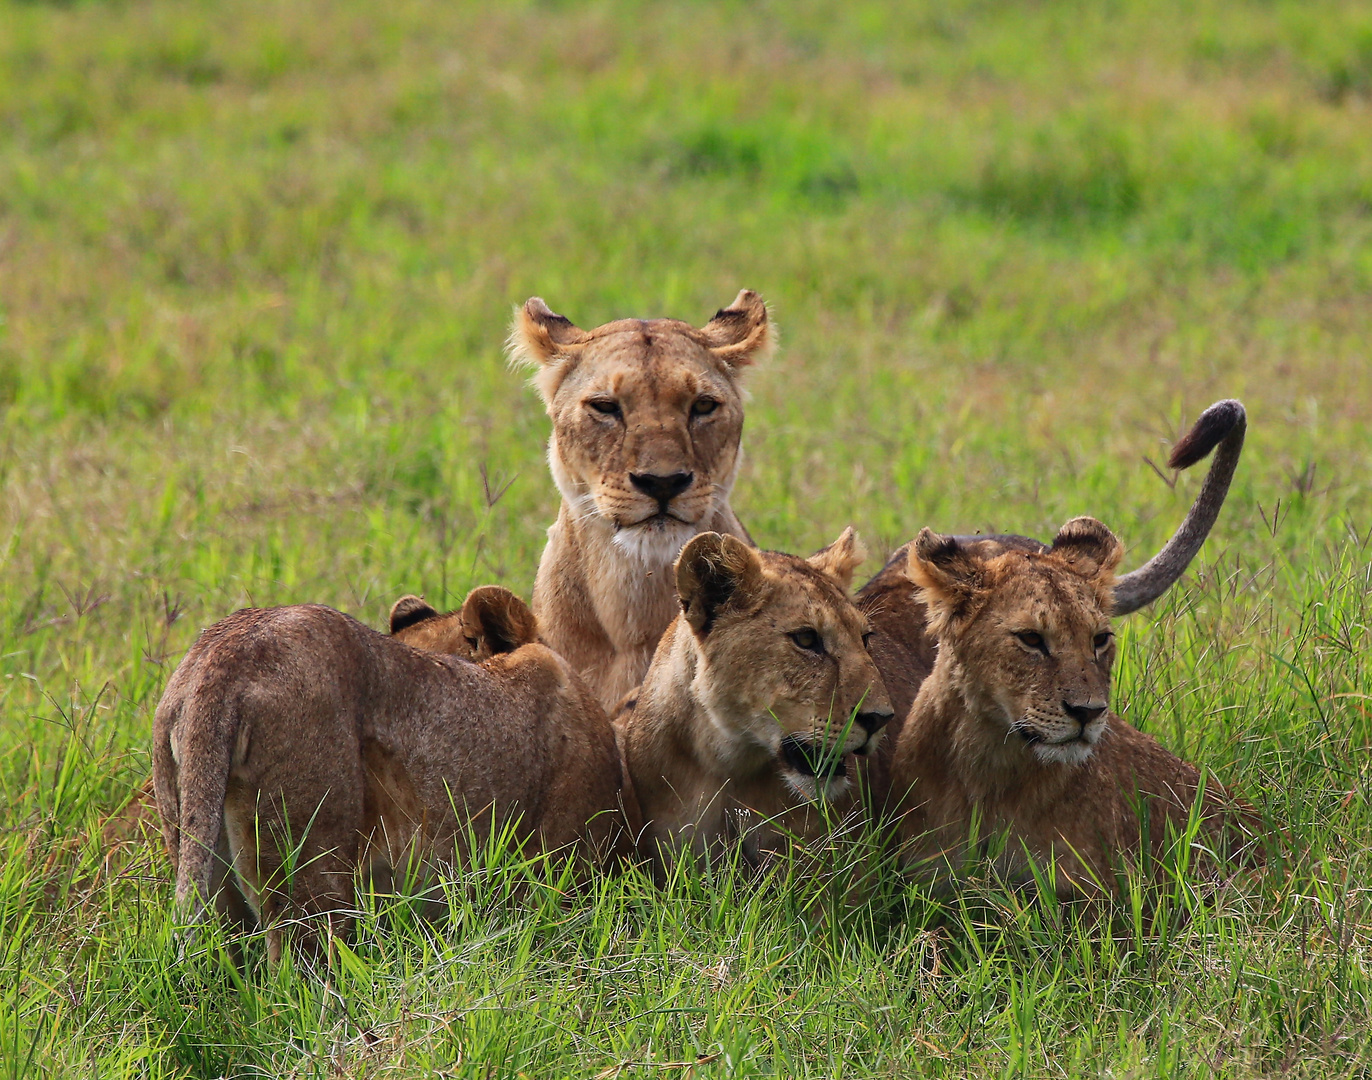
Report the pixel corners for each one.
[222,774,363,968]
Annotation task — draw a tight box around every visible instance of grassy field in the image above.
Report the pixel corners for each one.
[3,0,1372,1074]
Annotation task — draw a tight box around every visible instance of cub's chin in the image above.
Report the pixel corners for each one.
[1030,739,1097,766]
[778,736,851,804]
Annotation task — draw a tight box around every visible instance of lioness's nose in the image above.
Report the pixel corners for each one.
[856,709,894,735]
[1063,701,1107,726]
[631,471,693,503]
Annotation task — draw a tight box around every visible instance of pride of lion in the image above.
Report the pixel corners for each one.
[147,289,1263,959]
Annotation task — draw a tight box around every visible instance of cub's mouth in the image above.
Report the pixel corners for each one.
[779,735,848,780]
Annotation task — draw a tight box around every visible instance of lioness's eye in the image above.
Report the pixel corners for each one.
[1093,632,1113,650]
[588,399,621,416]
[861,631,873,649]
[691,398,719,417]
[1015,631,1048,654]
[790,628,823,653]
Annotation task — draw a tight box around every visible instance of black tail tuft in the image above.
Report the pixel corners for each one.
[1167,399,1246,471]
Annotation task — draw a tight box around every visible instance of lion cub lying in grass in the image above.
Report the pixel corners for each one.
[889,518,1263,898]
[617,528,894,877]
[153,586,624,962]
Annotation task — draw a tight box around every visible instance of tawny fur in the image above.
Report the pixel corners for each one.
[858,400,1246,811]
[152,588,626,962]
[617,529,894,879]
[511,291,772,710]
[507,305,1244,794]
[888,519,1264,898]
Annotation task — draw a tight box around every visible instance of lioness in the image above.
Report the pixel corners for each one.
[888,518,1263,898]
[618,527,893,876]
[509,291,1246,724]
[510,291,769,709]
[153,586,624,962]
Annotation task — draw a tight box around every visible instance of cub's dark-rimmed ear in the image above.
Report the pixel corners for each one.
[699,289,773,372]
[807,526,866,591]
[389,595,438,635]
[1049,517,1124,580]
[906,529,985,636]
[460,585,539,659]
[676,532,764,635]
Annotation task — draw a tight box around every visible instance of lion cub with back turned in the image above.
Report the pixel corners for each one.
[889,518,1262,897]
[618,528,894,877]
[154,586,624,962]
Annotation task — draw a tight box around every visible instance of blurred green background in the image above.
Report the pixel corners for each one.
[2,1,1371,1075]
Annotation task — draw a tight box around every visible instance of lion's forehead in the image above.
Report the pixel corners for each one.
[987,562,1108,634]
[756,562,867,639]
[556,330,732,400]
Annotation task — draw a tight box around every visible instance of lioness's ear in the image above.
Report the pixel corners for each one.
[808,526,866,590]
[1049,517,1124,580]
[507,297,590,366]
[460,585,539,659]
[907,529,985,636]
[676,532,764,634]
[507,298,591,403]
[699,289,773,371]
[390,594,439,635]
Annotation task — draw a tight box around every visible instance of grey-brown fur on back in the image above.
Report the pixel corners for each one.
[152,603,623,958]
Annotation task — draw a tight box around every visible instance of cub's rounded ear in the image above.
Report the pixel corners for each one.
[807,526,866,591]
[676,532,763,634]
[698,289,773,371]
[389,594,438,635]
[906,529,985,636]
[460,585,539,659]
[1049,517,1124,579]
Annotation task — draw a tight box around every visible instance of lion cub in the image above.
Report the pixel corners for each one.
[889,518,1262,897]
[617,528,894,876]
[153,586,624,962]
[388,585,540,659]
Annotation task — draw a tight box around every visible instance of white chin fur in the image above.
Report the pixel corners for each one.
[782,771,851,804]
[1031,740,1096,766]
[611,517,700,566]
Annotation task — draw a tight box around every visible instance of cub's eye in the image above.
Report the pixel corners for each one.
[861,631,873,649]
[691,398,719,417]
[588,399,621,416]
[1093,631,1114,650]
[789,628,823,653]
[464,636,480,651]
[1015,631,1048,655]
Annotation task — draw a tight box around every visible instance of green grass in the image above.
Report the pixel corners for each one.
[2,0,1372,1074]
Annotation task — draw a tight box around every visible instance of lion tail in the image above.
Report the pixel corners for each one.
[1112,399,1246,615]
[153,679,240,929]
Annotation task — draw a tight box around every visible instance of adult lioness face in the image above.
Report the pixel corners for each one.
[509,291,770,564]
[908,517,1123,766]
[677,529,895,802]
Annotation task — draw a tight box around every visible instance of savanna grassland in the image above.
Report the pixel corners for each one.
[2,0,1372,1075]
